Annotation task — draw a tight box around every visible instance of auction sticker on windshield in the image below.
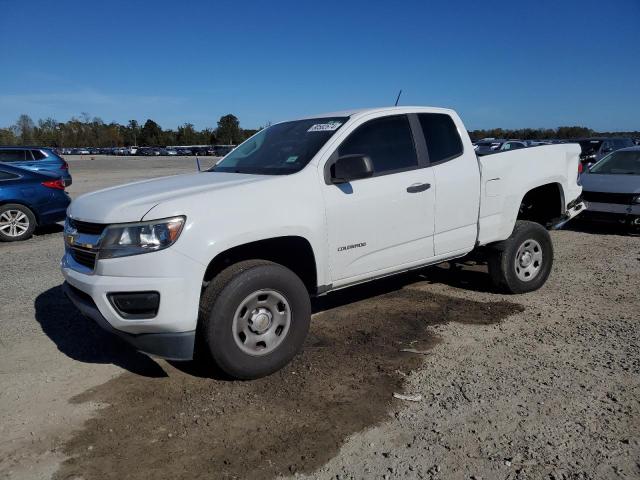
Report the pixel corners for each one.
[307,121,343,132]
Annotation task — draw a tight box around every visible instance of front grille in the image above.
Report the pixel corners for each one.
[70,247,97,270]
[68,218,107,235]
[582,191,635,205]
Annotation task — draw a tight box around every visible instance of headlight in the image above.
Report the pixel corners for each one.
[634,195,640,204]
[99,216,185,259]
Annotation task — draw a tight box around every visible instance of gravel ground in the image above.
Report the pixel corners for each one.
[0,156,638,479]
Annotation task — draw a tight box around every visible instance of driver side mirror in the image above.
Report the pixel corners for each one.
[330,154,374,184]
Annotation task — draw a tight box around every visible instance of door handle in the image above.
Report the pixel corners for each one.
[406,183,431,193]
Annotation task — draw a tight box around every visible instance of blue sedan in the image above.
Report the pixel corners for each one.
[0,163,71,241]
[0,146,72,186]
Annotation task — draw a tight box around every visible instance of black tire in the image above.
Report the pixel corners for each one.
[199,259,311,379]
[487,220,553,294]
[0,204,37,242]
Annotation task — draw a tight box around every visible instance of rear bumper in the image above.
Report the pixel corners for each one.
[63,281,195,360]
[38,193,71,226]
[552,199,587,229]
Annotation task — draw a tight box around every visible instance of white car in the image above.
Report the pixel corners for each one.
[61,106,584,379]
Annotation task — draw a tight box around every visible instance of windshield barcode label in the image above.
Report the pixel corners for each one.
[308,121,342,132]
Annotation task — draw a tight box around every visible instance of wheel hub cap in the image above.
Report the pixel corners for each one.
[249,308,273,333]
[0,210,29,237]
[232,289,292,356]
[519,251,533,267]
[514,239,543,282]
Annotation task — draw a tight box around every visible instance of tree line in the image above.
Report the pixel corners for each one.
[0,113,637,147]
[0,113,260,147]
[468,126,639,141]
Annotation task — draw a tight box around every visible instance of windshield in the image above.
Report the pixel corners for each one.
[590,150,640,175]
[611,138,634,149]
[211,117,348,175]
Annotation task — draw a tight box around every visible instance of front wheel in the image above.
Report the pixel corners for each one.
[199,260,311,379]
[488,220,554,294]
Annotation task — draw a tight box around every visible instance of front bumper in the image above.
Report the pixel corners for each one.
[579,202,640,229]
[61,247,205,360]
[63,282,195,360]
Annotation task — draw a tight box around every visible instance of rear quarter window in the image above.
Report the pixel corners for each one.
[417,113,463,163]
[31,150,47,160]
[0,150,27,162]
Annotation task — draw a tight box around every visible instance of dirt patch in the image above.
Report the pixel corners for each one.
[55,288,523,480]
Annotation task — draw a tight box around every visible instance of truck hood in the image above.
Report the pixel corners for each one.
[580,173,640,194]
[68,172,265,223]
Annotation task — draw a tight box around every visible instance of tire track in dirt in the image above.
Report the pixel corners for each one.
[55,287,523,480]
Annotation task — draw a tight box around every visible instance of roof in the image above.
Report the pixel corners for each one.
[298,105,457,120]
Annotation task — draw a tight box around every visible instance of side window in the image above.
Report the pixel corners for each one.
[31,150,46,160]
[0,170,19,180]
[417,113,463,163]
[338,115,418,175]
[0,150,26,163]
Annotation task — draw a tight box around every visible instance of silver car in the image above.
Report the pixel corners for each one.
[580,146,640,232]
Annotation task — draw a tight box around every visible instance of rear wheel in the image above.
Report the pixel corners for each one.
[488,220,553,294]
[199,260,311,379]
[0,204,36,242]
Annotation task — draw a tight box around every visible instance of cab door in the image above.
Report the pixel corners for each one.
[321,114,436,285]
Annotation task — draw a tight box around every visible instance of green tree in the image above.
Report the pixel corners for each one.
[177,123,197,145]
[139,119,163,146]
[0,128,17,145]
[216,114,242,144]
[35,117,59,146]
[14,114,36,145]
[126,120,140,146]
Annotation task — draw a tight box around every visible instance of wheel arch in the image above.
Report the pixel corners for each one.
[203,235,319,294]
[517,182,565,227]
[0,200,40,224]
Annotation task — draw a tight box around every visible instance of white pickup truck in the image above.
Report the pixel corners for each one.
[62,106,584,379]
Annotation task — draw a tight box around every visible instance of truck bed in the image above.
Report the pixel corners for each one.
[476,144,582,245]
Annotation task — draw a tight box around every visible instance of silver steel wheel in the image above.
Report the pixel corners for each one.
[0,209,30,238]
[514,238,543,282]
[232,289,292,356]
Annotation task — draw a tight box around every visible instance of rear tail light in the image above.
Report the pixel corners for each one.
[42,179,66,190]
[578,162,583,174]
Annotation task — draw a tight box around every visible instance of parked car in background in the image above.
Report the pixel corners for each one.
[476,139,526,155]
[177,148,192,156]
[214,145,235,156]
[166,149,178,156]
[497,140,527,151]
[473,139,506,155]
[576,138,635,165]
[74,148,91,155]
[0,163,70,241]
[579,146,640,232]
[0,146,72,186]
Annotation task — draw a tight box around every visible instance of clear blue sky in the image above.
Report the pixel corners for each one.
[1,0,638,131]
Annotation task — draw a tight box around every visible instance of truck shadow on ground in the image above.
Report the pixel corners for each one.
[34,285,167,378]
[53,283,524,480]
[176,265,498,380]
